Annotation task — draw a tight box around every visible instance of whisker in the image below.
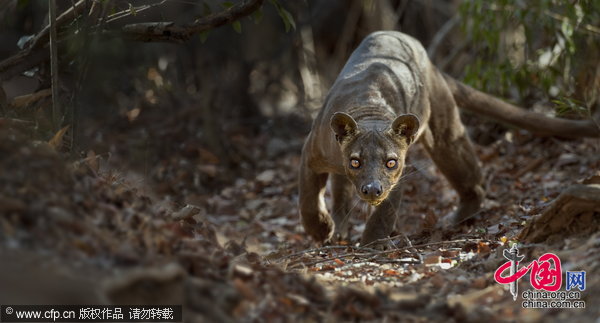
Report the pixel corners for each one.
[333,196,362,232]
[388,161,435,193]
[399,161,435,182]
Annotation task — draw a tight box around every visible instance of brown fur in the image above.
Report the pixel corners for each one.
[299,31,484,246]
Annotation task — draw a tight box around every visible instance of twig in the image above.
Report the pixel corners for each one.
[30,0,88,50]
[120,0,265,43]
[360,234,406,249]
[0,45,48,82]
[545,11,600,36]
[0,1,87,81]
[270,245,355,262]
[0,0,263,80]
[0,118,35,128]
[49,0,60,131]
[290,238,486,268]
[104,0,167,24]
[476,3,600,37]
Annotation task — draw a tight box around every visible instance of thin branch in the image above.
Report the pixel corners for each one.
[296,239,474,267]
[545,11,600,36]
[0,0,265,80]
[269,245,354,263]
[281,238,486,267]
[484,3,600,37]
[104,0,167,24]
[0,48,48,82]
[29,0,88,50]
[49,0,60,131]
[120,0,265,43]
[0,0,87,82]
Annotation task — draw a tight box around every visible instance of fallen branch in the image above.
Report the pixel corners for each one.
[519,183,600,243]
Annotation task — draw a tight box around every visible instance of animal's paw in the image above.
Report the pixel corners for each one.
[331,225,350,243]
[302,212,335,243]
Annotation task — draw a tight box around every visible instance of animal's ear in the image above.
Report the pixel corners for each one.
[330,112,358,143]
[389,114,420,145]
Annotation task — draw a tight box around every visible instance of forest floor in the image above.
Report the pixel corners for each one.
[1,102,599,322]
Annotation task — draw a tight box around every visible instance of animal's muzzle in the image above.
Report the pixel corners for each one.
[360,182,382,200]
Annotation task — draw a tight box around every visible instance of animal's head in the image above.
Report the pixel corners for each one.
[330,112,419,206]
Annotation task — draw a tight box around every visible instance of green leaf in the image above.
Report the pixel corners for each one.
[222,1,234,9]
[232,20,242,33]
[280,8,296,32]
[199,30,209,43]
[268,0,296,32]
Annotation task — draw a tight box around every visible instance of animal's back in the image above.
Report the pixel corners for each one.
[316,31,431,133]
[335,31,430,105]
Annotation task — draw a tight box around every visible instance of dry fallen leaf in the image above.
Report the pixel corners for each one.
[424,255,442,265]
[383,269,398,276]
[85,150,100,173]
[48,125,70,150]
[127,107,141,122]
[256,170,276,183]
[477,242,491,255]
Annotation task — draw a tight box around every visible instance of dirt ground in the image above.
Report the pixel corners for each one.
[0,103,599,322]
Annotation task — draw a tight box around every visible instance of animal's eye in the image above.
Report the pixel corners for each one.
[386,159,397,169]
[350,159,361,169]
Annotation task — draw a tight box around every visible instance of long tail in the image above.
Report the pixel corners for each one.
[443,74,600,138]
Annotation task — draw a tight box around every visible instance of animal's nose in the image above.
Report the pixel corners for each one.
[361,182,382,199]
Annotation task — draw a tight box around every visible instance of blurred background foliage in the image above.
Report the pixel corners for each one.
[459,0,599,117]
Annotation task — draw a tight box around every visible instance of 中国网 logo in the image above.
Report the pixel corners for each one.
[494,244,586,309]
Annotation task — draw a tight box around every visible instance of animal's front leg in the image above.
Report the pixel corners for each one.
[299,156,333,243]
[360,187,403,247]
[331,173,353,240]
